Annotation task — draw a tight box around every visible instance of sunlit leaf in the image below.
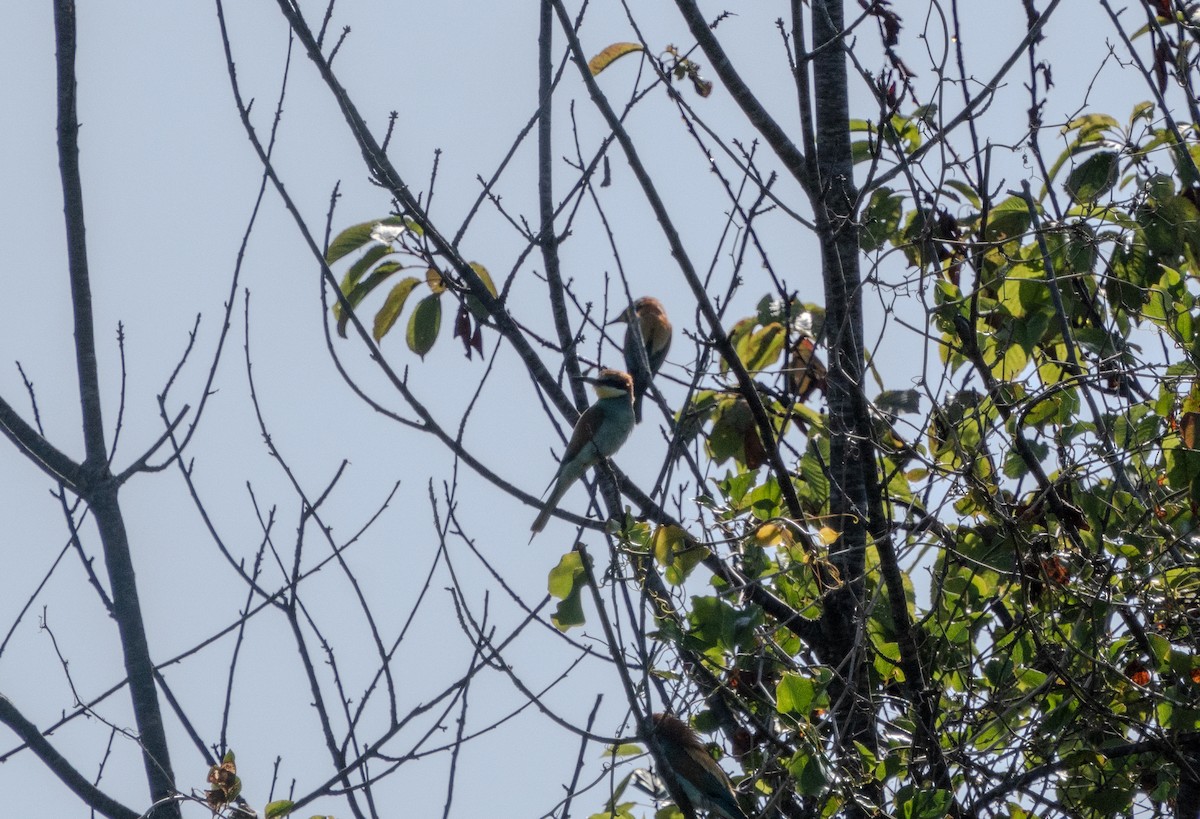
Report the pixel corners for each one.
[776,670,830,714]
[737,323,786,373]
[369,221,407,246]
[1062,112,1120,138]
[548,551,588,631]
[1130,99,1155,124]
[326,216,406,265]
[984,196,1032,243]
[652,524,706,583]
[754,523,792,547]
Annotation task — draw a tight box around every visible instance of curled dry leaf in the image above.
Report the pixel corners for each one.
[588,42,644,76]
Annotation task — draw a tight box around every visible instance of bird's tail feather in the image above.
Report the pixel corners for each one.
[529,462,585,536]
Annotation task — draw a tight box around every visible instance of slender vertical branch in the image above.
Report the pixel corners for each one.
[55,0,105,466]
[53,3,178,816]
[538,0,587,408]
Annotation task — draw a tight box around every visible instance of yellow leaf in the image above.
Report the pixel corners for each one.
[754,523,793,547]
[588,42,644,76]
[652,525,690,565]
[425,267,446,294]
[651,525,707,583]
[818,526,840,546]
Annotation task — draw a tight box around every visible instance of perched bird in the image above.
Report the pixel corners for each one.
[613,297,672,423]
[786,333,827,404]
[530,369,636,535]
[646,713,749,819]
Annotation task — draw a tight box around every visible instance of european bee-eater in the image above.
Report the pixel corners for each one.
[614,297,672,423]
[646,713,749,819]
[530,369,636,535]
[787,333,827,403]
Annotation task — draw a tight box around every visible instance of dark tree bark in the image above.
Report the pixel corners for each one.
[808,0,880,807]
[52,3,179,816]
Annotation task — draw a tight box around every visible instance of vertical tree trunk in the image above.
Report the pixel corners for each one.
[809,0,880,806]
[54,2,179,815]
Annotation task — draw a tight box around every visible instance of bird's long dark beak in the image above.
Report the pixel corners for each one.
[606,305,634,326]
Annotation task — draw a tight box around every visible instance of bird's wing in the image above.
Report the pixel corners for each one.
[675,747,747,819]
[640,311,672,374]
[560,403,603,465]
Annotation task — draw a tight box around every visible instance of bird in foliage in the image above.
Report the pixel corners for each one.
[613,297,672,423]
[786,333,827,404]
[646,713,749,819]
[530,369,636,535]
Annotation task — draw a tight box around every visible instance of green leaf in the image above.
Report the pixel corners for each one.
[468,262,498,297]
[706,395,758,466]
[465,261,499,321]
[406,294,442,358]
[265,801,295,819]
[338,245,392,293]
[372,277,421,342]
[1147,632,1171,666]
[792,753,830,795]
[588,42,644,75]
[688,596,762,656]
[1141,194,1200,258]
[777,673,818,715]
[1064,150,1119,203]
[548,551,588,631]
[1129,100,1155,125]
[1062,112,1120,138]
[335,262,404,338]
[738,323,785,373]
[851,140,877,164]
[860,188,904,252]
[943,179,982,208]
[984,196,1032,243]
[1064,223,1098,273]
[652,524,706,584]
[897,787,954,819]
[798,447,830,509]
[326,216,406,265]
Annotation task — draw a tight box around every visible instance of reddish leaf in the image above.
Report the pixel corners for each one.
[453,302,472,349]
